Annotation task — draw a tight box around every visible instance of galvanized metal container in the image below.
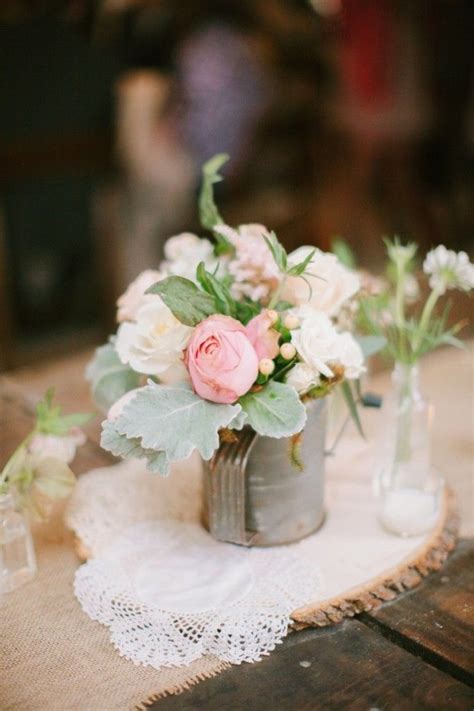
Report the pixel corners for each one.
[203,398,327,546]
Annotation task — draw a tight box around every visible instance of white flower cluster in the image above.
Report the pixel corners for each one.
[423,245,474,295]
[283,247,360,316]
[115,232,217,379]
[286,306,365,394]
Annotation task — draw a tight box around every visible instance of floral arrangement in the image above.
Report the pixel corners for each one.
[87,155,373,476]
[357,238,474,364]
[0,389,91,519]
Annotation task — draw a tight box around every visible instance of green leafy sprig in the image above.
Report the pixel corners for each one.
[0,389,92,518]
[198,153,235,256]
[263,231,316,309]
[359,237,465,365]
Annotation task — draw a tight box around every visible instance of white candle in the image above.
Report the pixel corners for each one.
[380,488,439,536]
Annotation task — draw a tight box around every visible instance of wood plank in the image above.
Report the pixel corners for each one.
[149,620,474,711]
[363,539,474,683]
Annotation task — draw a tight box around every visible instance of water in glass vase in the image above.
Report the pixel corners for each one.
[376,362,442,537]
[0,493,37,593]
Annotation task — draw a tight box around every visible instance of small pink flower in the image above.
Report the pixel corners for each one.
[246,311,280,360]
[185,315,259,404]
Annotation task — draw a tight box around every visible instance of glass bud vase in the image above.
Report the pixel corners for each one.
[0,493,37,594]
[375,362,442,537]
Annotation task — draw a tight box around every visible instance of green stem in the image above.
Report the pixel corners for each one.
[268,274,288,310]
[413,288,441,354]
[394,263,407,361]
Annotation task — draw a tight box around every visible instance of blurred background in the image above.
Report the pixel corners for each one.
[1,0,473,372]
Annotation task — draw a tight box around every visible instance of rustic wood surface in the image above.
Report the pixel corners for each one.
[1,349,473,710]
[148,542,474,710]
[364,539,474,683]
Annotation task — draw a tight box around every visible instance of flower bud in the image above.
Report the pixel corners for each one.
[280,343,296,360]
[283,314,300,330]
[266,309,279,325]
[258,358,275,376]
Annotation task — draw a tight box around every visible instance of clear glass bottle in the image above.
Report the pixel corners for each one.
[0,492,37,594]
[375,362,442,537]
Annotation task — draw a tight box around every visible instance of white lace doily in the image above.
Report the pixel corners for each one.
[74,519,320,667]
[67,429,432,670]
[67,455,322,668]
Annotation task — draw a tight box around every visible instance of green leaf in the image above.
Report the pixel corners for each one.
[43,412,93,435]
[235,299,261,325]
[114,382,243,470]
[147,276,216,326]
[198,154,234,254]
[273,301,294,312]
[196,262,236,316]
[101,420,170,475]
[263,231,288,273]
[287,248,316,277]
[199,153,228,230]
[35,387,94,435]
[331,238,356,269]
[340,380,364,438]
[86,341,141,413]
[239,381,306,438]
[355,335,387,359]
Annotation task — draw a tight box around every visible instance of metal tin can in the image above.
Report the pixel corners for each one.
[203,398,327,546]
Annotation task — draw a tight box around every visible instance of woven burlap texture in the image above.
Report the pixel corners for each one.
[0,520,229,711]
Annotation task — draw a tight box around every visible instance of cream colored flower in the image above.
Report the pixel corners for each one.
[330,332,365,380]
[29,428,86,464]
[115,299,192,375]
[117,269,164,322]
[282,247,360,316]
[286,363,320,394]
[163,232,217,282]
[214,223,280,302]
[290,306,340,378]
[423,245,474,295]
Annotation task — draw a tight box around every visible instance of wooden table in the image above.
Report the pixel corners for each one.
[1,349,473,710]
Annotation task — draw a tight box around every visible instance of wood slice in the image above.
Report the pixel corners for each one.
[291,487,458,628]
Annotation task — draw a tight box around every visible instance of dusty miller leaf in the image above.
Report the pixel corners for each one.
[239,381,306,438]
[86,341,140,413]
[115,382,243,464]
[101,420,170,475]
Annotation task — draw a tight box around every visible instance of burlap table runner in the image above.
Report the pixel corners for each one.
[0,520,230,710]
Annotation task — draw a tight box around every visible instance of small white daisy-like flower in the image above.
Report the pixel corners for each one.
[423,245,474,294]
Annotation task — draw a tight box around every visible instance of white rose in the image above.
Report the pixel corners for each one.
[163,232,217,281]
[117,269,164,323]
[115,299,192,375]
[29,428,86,464]
[282,247,360,316]
[286,363,320,394]
[290,307,340,378]
[331,332,365,380]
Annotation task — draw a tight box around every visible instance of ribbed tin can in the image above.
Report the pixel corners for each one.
[203,398,327,546]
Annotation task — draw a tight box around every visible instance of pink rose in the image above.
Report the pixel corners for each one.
[246,311,280,360]
[185,315,259,404]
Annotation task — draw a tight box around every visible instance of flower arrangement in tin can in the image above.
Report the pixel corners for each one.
[87,155,374,476]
